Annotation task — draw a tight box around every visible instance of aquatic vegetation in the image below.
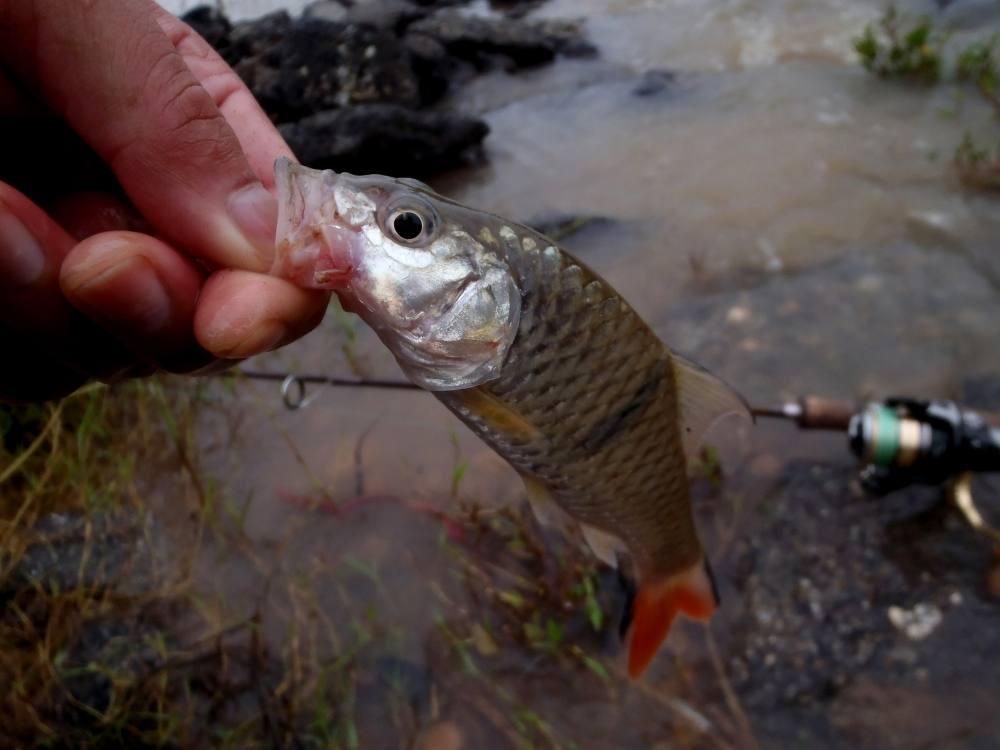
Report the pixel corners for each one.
[855,7,1000,190]
[955,37,1000,188]
[0,379,750,748]
[954,131,1000,189]
[854,6,943,84]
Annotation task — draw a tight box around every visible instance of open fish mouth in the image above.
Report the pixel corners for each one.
[272,157,357,290]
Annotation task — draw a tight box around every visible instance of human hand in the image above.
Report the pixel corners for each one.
[0,0,329,401]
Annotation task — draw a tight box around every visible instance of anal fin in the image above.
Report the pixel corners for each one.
[580,523,626,569]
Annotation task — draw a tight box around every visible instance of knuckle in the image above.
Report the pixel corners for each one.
[111,48,241,175]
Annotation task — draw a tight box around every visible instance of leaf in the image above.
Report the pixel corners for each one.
[904,23,930,50]
[582,654,609,680]
[470,623,498,656]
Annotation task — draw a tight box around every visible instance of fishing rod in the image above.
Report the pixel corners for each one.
[226,370,1000,478]
[221,369,1000,531]
[224,369,419,410]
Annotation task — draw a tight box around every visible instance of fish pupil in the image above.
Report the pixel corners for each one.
[393,211,423,240]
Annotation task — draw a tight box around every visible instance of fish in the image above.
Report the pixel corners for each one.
[271,157,750,678]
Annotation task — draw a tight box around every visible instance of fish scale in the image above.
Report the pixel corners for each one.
[436,226,702,575]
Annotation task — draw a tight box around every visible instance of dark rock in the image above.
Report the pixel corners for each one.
[489,0,549,19]
[280,104,489,177]
[409,10,596,70]
[183,2,600,179]
[234,18,423,122]
[410,0,470,7]
[526,214,618,243]
[222,10,293,66]
[344,0,430,32]
[404,31,474,104]
[1,511,165,600]
[60,615,162,716]
[631,68,678,97]
[181,5,232,49]
[303,0,350,23]
[539,18,600,59]
[726,462,913,710]
[724,457,1000,722]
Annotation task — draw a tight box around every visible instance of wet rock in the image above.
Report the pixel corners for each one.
[409,10,596,70]
[220,10,293,66]
[404,31,474,104]
[488,0,550,18]
[344,0,429,32]
[939,0,1000,30]
[59,614,163,717]
[181,5,232,49]
[660,245,1000,406]
[1,511,165,600]
[724,454,1000,749]
[280,104,489,177]
[631,69,677,97]
[303,0,350,24]
[526,214,618,243]
[241,18,423,121]
[726,462,921,709]
[185,3,600,180]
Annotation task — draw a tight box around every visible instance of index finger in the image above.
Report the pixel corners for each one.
[0,0,278,271]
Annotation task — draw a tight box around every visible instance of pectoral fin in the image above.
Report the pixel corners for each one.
[452,388,541,443]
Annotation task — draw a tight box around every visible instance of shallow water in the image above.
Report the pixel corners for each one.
[172,0,1000,746]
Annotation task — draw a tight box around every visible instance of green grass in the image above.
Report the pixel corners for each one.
[1,354,751,749]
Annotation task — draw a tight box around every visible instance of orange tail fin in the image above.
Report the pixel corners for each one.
[627,559,719,679]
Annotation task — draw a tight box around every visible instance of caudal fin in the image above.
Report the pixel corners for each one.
[627,559,719,679]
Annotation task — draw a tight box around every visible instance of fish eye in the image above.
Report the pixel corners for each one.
[382,194,438,246]
[391,210,424,241]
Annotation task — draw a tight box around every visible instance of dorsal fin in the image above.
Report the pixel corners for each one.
[670,352,753,462]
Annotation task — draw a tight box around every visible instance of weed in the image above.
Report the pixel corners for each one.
[854,6,943,84]
[855,6,1000,190]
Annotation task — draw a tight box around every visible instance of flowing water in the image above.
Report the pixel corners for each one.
[161,0,1000,746]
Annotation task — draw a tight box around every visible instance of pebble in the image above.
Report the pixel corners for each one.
[726,305,751,324]
[887,603,942,641]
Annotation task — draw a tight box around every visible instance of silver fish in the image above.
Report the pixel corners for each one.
[272,158,749,677]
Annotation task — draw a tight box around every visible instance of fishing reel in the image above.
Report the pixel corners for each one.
[760,395,1000,493]
[847,398,1000,495]
[759,395,1000,543]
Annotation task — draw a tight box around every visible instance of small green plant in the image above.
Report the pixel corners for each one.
[855,7,1000,191]
[955,131,1000,189]
[854,6,943,84]
[956,35,1000,116]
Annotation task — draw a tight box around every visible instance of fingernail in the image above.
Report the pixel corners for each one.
[65,253,172,335]
[199,296,288,358]
[0,211,46,288]
[228,183,278,265]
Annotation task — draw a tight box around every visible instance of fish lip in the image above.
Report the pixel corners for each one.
[273,158,358,290]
